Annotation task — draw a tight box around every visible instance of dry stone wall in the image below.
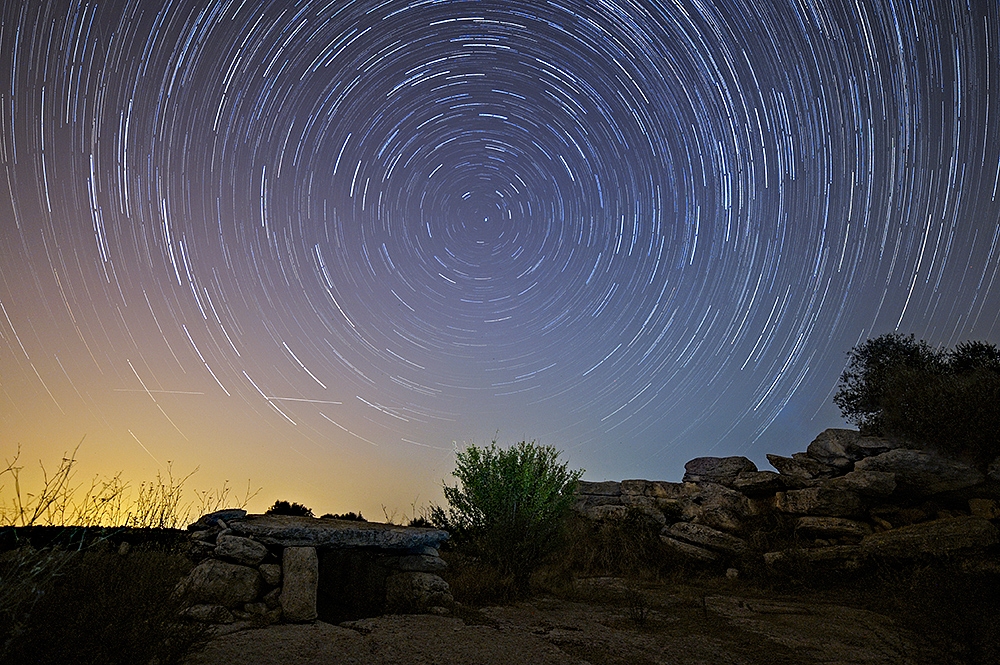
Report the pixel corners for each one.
[177,512,452,626]
[574,428,1000,572]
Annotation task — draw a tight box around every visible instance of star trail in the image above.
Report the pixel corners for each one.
[2,0,999,517]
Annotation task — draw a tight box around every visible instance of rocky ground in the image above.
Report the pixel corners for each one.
[184,577,942,665]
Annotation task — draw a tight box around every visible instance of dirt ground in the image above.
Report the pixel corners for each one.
[184,578,943,665]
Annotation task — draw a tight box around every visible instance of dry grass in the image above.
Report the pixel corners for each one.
[0,442,261,664]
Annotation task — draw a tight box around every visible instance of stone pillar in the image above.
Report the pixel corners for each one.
[280,547,318,622]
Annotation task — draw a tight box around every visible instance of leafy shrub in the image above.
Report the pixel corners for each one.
[834,334,1000,465]
[431,440,583,593]
[266,500,314,517]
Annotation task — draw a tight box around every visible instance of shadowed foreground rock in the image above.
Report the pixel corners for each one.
[184,589,929,665]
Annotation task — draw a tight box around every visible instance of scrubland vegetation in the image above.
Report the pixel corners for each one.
[0,443,257,664]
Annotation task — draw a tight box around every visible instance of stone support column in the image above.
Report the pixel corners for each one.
[280,546,318,622]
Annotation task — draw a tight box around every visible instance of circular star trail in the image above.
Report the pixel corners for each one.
[1,0,999,508]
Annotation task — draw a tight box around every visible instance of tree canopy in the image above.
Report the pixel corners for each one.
[834,333,1000,466]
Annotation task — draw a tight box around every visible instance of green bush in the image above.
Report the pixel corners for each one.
[431,440,583,593]
[834,334,1000,465]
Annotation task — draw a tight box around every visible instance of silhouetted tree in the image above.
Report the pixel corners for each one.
[320,511,366,521]
[835,334,1000,466]
[265,500,313,517]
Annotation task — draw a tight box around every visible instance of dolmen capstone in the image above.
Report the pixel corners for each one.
[176,512,451,626]
[573,428,1000,574]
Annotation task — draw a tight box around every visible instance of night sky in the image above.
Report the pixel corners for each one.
[2,0,999,520]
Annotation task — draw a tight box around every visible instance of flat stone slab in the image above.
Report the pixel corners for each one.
[226,515,450,550]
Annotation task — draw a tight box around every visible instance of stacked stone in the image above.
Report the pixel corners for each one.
[574,428,1000,572]
[178,509,285,625]
[177,511,453,625]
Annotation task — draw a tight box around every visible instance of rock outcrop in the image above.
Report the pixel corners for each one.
[574,429,1000,574]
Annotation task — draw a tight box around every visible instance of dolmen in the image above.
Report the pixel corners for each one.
[176,511,452,625]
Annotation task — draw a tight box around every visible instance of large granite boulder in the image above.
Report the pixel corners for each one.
[825,469,896,497]
[794,516,872,540]
[682,483,752,532]
[861,516,1000,558]
[803,429,899,464]
[215,534,269,566]
[180,603,235,623]
[733,470,785,496]
[385,572,453,613]
[176,559,261,608]
[774,487,863,517]
[665,522,748,555]
[259,563,282,586]
[854,449,984,496]
[188,508,247,530]
[281,547,318,622]
[805,429,858,471]
[766,454,826,487]
[683,457,758,486]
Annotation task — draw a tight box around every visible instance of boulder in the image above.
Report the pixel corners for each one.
[861,516,1000,558]
[733,471,785,496]
[262,587,282,609]
[644,480,696,499]
[969,498,1000,519]
[805,429,858,471]
[825,469,896,497]
[259,563,282,586]
[385,572,453,613]
[188,508,247,531]
[576,480,621,496]
[854,449,984,496]
[682,483,752,532]
[766,454,824,485]
[683,457,758,486]
[659,535,719,562]
[774,487,863,517]
[176,559,260,608]
[215,535,269,566]
[620,479,650,495]
[794,517,872,540]
[665,522,748,555]
[280,547,318,622]
[851,436,900,460]
[792,453,840,477]
[180,604,235,623]
[619,495,669,525]
[388,554,448,573]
